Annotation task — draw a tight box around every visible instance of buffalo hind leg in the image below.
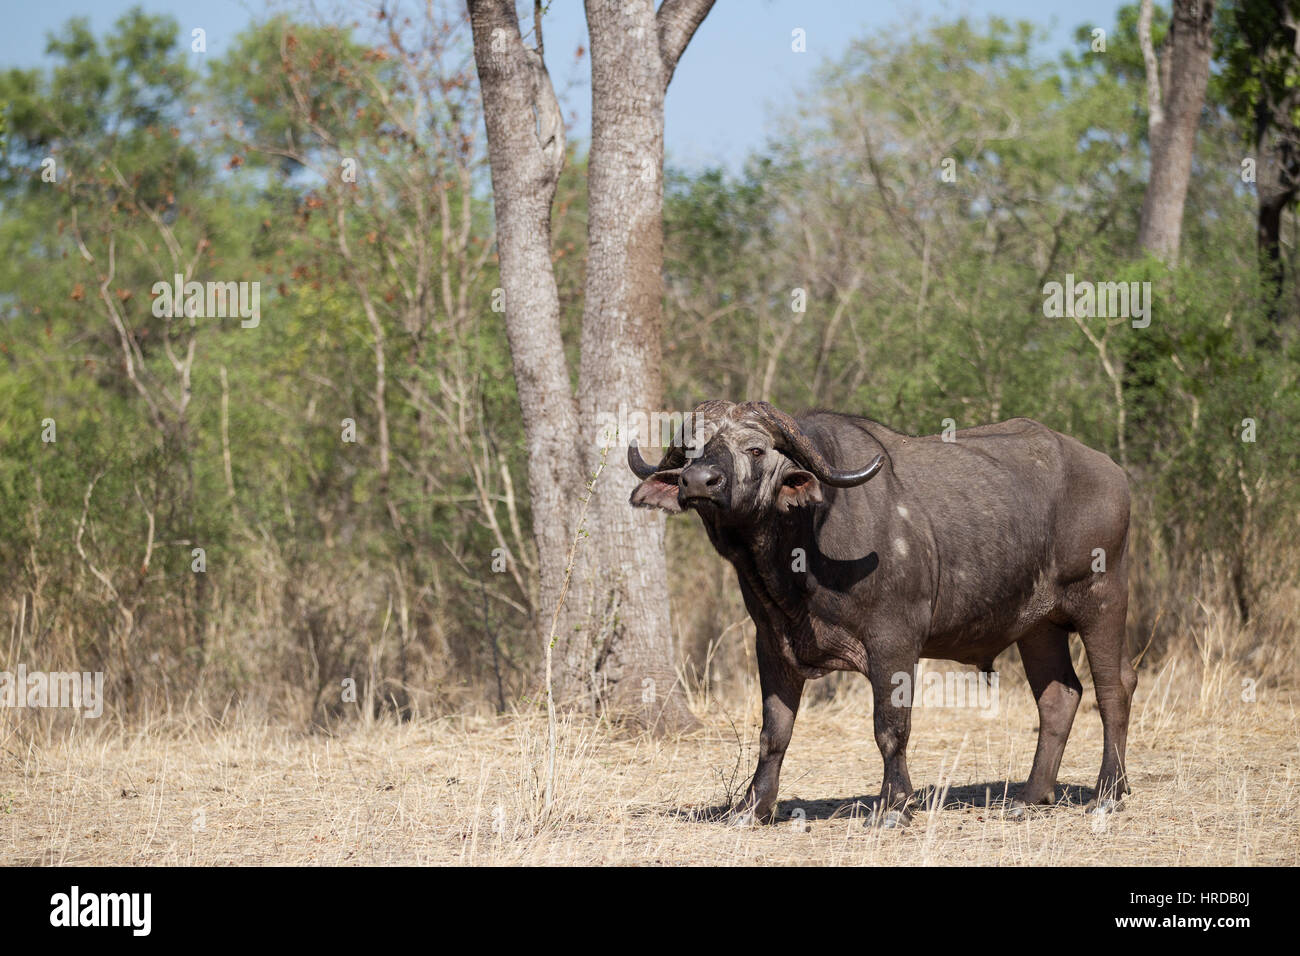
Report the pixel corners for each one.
[1009,623,1082,815]
[1076,595,1137,812]
[732,632,804,825]
[866,655,917,828]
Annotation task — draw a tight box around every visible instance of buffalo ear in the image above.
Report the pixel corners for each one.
[630,469,683,513]
[777,470,823,511]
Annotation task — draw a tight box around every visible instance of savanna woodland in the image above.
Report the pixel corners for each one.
[0,0,1297,866]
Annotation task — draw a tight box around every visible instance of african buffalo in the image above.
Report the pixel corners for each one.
[628,400,1135,827]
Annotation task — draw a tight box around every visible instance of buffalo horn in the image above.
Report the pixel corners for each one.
[750,401,885,488]
[627,440,660,479]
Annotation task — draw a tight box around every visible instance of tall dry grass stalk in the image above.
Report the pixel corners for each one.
[541,448,608,817]
[2,503,1294,737]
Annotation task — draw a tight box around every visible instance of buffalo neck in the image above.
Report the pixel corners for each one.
[700,485,896,626]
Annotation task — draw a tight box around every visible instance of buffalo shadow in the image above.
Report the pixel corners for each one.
[678,781,1097,824]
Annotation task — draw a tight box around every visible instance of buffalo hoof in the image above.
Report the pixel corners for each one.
[867,808,911,830]
[1002,801,1042,822]
[728,810,759,829]
[998,801,1050,822]
[1085,797,1125,816]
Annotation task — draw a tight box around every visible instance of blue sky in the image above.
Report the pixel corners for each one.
[1,0,1127,171]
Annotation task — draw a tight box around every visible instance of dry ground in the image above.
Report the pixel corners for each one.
[2,653,1297,866]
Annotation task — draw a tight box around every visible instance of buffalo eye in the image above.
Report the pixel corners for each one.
[746,447,764,459]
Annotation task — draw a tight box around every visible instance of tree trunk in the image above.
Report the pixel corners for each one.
[470,0,713,733]
[1138,0,1216,262]
[571,0,707,733]
[1255,110,1299,333]
[1257,129,1295,328]
[469,0,588,674]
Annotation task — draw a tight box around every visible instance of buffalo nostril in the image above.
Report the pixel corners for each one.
[681,465,724,499]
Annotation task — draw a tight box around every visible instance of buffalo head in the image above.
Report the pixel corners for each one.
[627,400,883,522]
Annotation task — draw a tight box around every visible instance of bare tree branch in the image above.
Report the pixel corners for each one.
[656,0,716,89]
[1138,0,1164,136]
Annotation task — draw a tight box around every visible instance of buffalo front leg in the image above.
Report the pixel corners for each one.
[866,654,918,828]
[732,633,803,825]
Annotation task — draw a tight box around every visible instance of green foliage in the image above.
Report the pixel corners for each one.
[1214,0,1300,130]
[2,6,1296,718]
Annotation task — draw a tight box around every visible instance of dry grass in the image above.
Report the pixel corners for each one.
[2,637,1296,866]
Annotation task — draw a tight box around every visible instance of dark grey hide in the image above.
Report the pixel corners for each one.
[628,400,1135,827]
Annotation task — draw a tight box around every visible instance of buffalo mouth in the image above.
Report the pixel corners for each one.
[680,493,722,510]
